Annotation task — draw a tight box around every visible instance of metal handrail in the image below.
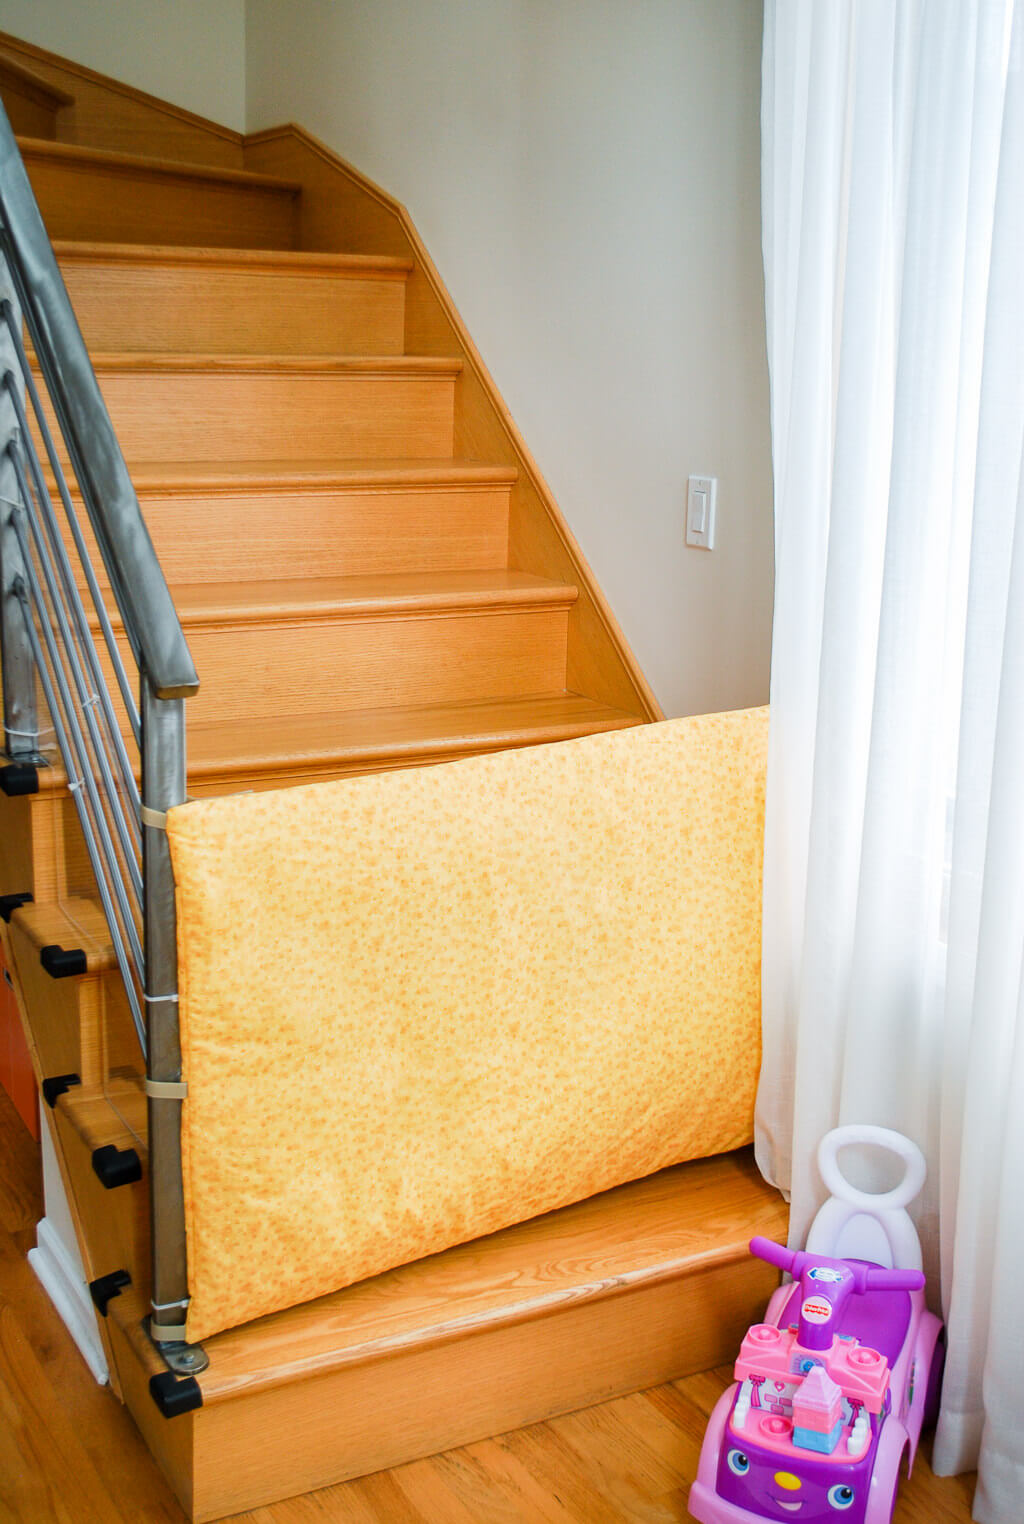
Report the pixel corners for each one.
[0,111,197,700]
[0,100,204,1370]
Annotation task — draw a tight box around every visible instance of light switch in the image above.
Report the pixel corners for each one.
[686,474,717,550]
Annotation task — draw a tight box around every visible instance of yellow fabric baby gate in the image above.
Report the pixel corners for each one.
[167,708,768,1342]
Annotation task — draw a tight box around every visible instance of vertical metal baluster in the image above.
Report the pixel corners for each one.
[11,578,145,1044]
[0,267,37,759]
[10,514,144,975]
[9,446,143,893]
[0,311,143,746]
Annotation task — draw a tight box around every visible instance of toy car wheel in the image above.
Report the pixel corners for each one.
[923,1331,946,1429]
[864,1421,908,1524]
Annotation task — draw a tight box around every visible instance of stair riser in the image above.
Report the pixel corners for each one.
[68,483,511,585]
[90,370,457,461]
[23,153,298,248]
[51,1098,150,1309]
[0,791,62,903]
[59,261,408,356]
[102,606,570,725]
[5,918,136,1089]
[0,775,132,920]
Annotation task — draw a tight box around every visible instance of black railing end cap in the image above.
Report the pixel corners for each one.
[40,944,88,979]
[89,1269,131,1316]
[0,891,33,923]
[42,1073,81,1108]
[91,1145,143,1189]
[149,1371,203,1419]
[0,762,39,796]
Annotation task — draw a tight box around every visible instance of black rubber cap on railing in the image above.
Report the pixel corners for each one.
[42,1073,81,1108]
[40,944,88,979]
[89,1269,131,1316]
[0,891,32,922]
[149,1372,203,1419]
[0,762,39,796]
[91,1145,143,1189]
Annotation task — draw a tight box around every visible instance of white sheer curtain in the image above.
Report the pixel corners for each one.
[758,3,1024,1519]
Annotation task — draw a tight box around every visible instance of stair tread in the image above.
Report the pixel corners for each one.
[54,1078,147,1154]
[111,1147,785,1403]
[85,351,463,375]
[53,239,413,277]
[12,896,117,972]
[126,457,518,491]
[186,691,643,779]
[103,570,578,631]
[17,134,301,193]
[27,694,641,791]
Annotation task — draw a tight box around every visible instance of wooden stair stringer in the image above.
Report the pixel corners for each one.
[107,1147,787,1522]
[243,124,663,723]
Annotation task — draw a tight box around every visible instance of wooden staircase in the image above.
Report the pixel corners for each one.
[0,34,786,1522]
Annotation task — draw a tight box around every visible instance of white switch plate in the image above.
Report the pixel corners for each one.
[686,474,717,550]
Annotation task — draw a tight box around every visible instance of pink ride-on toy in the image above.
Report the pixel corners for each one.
[688,1126,944,1524]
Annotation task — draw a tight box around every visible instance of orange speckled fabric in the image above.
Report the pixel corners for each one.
[167,708,768,1342]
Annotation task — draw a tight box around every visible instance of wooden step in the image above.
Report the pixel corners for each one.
[19,137,300,248]
[185,691,645,792]
[67,459,516,585]
[0,52,73,139]
[54,241,413,356]
[0,756,68,904]
[108,1147,786,1522]
[96,571,576,726]
[10,894,115,975]
[77,353,461,461]
[5,897,136,1090]
[47,1078,151,1395]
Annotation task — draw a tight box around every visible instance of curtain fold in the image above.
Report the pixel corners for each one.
[758,4,1024,1518]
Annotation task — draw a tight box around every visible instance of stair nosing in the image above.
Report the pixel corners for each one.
[121,460,519,494]
[11,895,117,973]
[184,696,644,780]
[82,351,463,377]
[87,572,578,635]
[52,239,414,279]
[17,134,301,193]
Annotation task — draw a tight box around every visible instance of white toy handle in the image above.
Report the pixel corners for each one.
[817,1125,926,1213]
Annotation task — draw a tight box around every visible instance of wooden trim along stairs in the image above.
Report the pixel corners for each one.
[0,32,785,1521]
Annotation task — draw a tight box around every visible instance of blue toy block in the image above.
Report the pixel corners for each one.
[793,1420,843,1454]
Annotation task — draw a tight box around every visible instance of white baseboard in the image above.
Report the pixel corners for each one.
[29,1216,109,1386]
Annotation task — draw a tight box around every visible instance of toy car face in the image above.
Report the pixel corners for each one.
[715,1432,870,1522]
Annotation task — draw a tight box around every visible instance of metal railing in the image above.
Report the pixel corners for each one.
[0,102,204,1372]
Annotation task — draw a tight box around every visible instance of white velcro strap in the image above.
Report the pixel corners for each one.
[145,1078,188,1101]
[150,1319,189,1343]
[140,804,167,830]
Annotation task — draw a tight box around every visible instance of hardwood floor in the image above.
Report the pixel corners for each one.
[0,1089,977,1523]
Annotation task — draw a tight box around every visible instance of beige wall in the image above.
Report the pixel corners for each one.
[0,0,773,715]
[245,0,774,716]
[0,0,247,130]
